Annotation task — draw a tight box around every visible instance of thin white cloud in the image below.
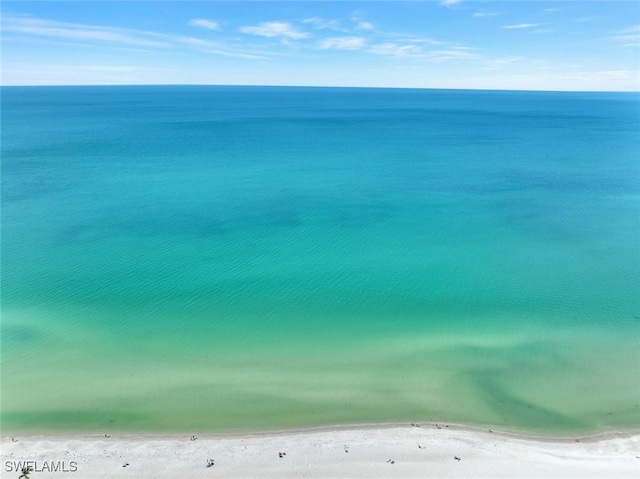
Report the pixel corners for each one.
[348,11,375,31]
[178,38,276,59]
[441,0,462,6]
[303,14,372,33]
[483,56,526,70]
[611,33,640,41]
[611,34,640,43]
[502,23,542,30]
[2,14,273,61]
[356,21,374,31]
[378,30,449,46]
[3,33,157,54]
[302,17,343,31]
[403,37,447,46]
[43,65,141,72]
[369,43,424,58]
[369,43,476,62]
[239,22,310,39]
[202,49,268,60]
[569,70,639,81]
[1,15,169,47]
[531,29,555,35]
[610,25,640,46]
[177,37,213,47]
[615,25,640,33]
[473,12,499,18]
[424,49,478,61]
[190,19,220,31]
[576,17,598,23]
[317,36,365,50]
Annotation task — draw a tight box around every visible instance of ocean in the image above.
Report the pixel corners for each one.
[2,85,639,434]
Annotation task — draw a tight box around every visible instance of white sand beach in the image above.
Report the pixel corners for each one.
[2,424,639,478]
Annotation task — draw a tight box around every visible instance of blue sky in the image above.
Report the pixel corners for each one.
[2,1,639,90]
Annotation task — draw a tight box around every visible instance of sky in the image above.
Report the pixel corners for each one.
[1,1,639,91]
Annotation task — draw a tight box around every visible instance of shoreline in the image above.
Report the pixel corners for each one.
[3,423,639,478]
[5,420,640,443]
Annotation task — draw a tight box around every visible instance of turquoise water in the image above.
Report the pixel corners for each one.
[2,86,639,435]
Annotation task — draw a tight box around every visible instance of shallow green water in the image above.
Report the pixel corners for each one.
[2,86,639,434]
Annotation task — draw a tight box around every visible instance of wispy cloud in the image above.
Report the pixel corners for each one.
[177,37,214,47]
[317,36,365,50]
[356,21,374,31]
[483,56,526,70]
[303,13,373,33]
[239,22,310,39]
[369,42,476,62]
[614,24,640,34]
[350,11,374,31]
[502,23,542,30]
[2,14,272,61]
[2,33,157,54]
[398,36,447,46]
[567,70,640,81]
[202,49,268,60]
[576,16,599,23]
[190,19,220,31]
[1,15,169,47]
[473,12,499,18]
[302,16,343,32]
[610,25,640,47]
[424,48,478,61]
[369,43,424,58]
[440,0,462,7]
[531,29,555,35]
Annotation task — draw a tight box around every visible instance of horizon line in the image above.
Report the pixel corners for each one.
[2,83,639,94]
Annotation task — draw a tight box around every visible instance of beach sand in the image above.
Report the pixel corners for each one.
[2,424,639,478]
